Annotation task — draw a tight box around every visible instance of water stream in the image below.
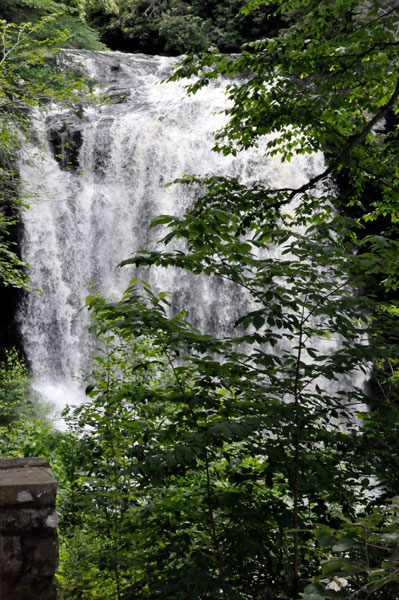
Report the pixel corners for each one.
[18,50,326,413]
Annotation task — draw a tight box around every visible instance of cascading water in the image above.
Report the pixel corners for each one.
[18,50,327,414]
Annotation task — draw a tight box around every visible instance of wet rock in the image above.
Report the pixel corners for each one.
[48,123,83,171]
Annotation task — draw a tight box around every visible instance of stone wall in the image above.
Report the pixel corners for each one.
[0,457,59,600]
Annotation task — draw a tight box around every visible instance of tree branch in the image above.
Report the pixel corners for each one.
[262,71,399,213]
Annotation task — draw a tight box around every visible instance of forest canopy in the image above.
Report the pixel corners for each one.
[0,0,285,54]
[85,0,284,54]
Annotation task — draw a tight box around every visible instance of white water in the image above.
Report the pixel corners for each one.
[18,50,327,413]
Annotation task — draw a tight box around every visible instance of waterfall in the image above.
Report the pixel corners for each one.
[18,50,326,414]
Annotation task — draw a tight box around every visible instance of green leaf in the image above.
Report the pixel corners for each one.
[332,534,358,552]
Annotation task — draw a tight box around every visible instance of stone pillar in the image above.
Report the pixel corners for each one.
[0,458,59,600]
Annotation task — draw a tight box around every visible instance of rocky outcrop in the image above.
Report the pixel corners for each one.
[0,457,58,600]
[48,122,83,171]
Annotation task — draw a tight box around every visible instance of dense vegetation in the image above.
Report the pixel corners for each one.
[0,0,284,55]
[0,5,101,349]
[86,0,284,54]
[1,0,399,599]
[0,0,105,51]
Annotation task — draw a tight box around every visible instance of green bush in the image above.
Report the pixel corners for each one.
[0,348,38,426]
[0,0,106,51]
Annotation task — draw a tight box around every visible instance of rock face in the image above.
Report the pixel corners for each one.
[0,458,59,600]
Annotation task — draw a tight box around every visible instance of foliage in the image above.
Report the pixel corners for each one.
[69,189,396,598]
[0,415,60,457]
[0,16,90,119]
[0,347,59,463]
[0,13,96,291]
[359,304,399,497]
[173,0,399,220]
[85,0,283,54]
[151,0,399,595]
[301,498,399,599]
[56,0,399,598]
[55,317,169,599]
[58,528,120,600]
[0,0,105,51]
[0,348,37,425]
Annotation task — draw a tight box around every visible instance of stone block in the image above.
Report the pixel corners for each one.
[23,534,59,576]
[0,506,55,533]
[0,457,59,600]
[1,578,57,600]
[0,535,23,576]
[0,458,50,470]
[0,459,57,507]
